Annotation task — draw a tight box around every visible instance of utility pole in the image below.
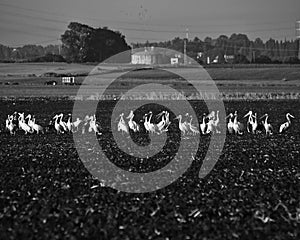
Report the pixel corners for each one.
[58,39,61,55]
[296,20,300,60]
[184,28,189,65]
[252,51,256,63]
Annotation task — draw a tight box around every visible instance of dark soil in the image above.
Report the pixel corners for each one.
[0,100,299,240]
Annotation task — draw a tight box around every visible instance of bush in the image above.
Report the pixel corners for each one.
[31,53,66,63]
[284,57,300,64]
[234,54,250,64]
[255,55,272,64]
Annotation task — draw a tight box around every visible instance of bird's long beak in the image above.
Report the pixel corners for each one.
[243,112,250,118]
[260,114,267,119]
[225,114,231,119]
[156,112,164,118]
[290,114,295,118]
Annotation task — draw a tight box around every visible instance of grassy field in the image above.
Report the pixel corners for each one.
[0,62,300,99]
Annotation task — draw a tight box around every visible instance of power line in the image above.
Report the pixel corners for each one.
[0,17,65,33]
[0,1,296,33]
[0,25,58,39]
[0,1,297,48]
[0,8,68,24]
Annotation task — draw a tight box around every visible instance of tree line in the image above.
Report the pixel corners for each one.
[0,44,60,62]
[0,22,299,64]
[133,34,300,64]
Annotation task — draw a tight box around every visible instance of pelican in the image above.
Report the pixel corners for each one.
[142,113,151,133]
[279,113,294,133]
[117,113,128,134]
[6,115,17,135]
[206,118,215,134]
[82,115,91,134]
[175,114,188,135]
[206,111,219,134]
[187,114,200,135]
[157,111,171,134]
[53,114,65,134]
[244,111,256,134]
[233,111,244,135]
[18,113,33,134]
[252,113,258,133]
[66,114,73,132]
[260,114,273,136]
[145,111,157,134]
[88,115,101,134]
[200,114,208,135]
[27,114,44,134]
[58,113,68,132]
[25,114,34,132]
[156,111,166,133]
[254,113,265,134]
[72,117,82,132]
[226,113,234,134]
[126,110,140,132]
[213,110,221,133]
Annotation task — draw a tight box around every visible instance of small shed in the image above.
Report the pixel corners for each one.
[62,76,75,85]
[171,58,179,65]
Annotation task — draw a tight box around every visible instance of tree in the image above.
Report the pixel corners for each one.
[61,22,131,63]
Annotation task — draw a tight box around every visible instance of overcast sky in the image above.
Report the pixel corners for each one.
[0,0,299,47]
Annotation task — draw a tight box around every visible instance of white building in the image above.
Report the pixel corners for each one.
[131,47,163,65]
[62,76,75,85]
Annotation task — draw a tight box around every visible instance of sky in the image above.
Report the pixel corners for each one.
[0,0,299,47]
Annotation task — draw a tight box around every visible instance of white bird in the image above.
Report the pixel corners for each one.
[187,114,200,135]
[126,110,140,132]
[252,113,258,133]
[279,113,294,133]
[175,114,188,135]
[260,114,273,136]
[244,110,256,134]
[58,113,68,132]
[25,114,34,132]
[82,115,91,134]
[53,114,64,134]
[27,114,44,134]
[156,111,166,133]
[66,114,73,132]
[200,114,208,135]
[88,115,100,134]
[18,113,33,134]
[233,111,244,135]
[156,111,171,134]
[142,113,150,133]
[145,111,157,134]
[5,115,11,131]
[6,115,17,135]
[117,113,128,134]
[226,113,234,134]
[72,117,82,132]
[212,110,221,133]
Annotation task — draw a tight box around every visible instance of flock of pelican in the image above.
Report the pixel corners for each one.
[117,110,295,136]
[4,110,295,137]
[5,112,100,135]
